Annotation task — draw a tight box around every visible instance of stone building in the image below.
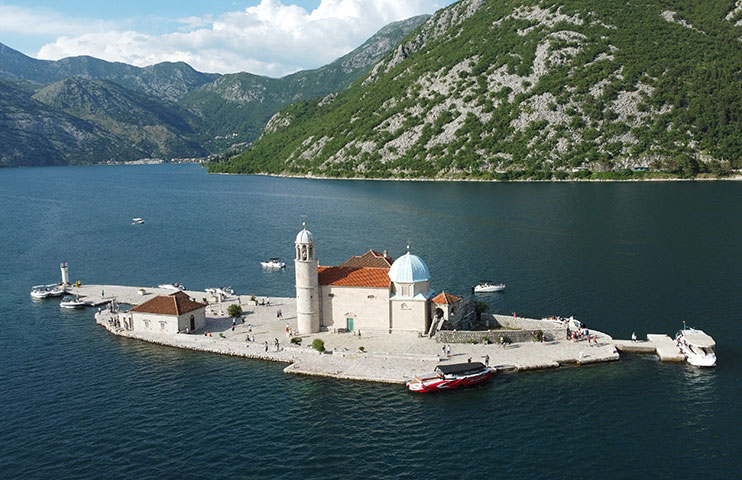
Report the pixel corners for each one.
[294,224,466,335]
[128,291,206,334]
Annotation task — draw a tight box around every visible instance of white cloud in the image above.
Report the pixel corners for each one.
[28,0,452,76]
[0,5,116,36]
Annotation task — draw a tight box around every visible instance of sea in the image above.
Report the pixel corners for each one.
[1,164,740,479]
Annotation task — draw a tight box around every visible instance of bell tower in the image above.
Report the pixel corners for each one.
[295,222,320,334]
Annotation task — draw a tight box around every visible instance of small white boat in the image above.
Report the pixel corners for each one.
[47,284,65,297]
[473,282,505,293]
[60,296,86,309]
[30,285,51,299]
[158,282,185,291]
[261,258,286,269]
[675,327,716,367]
[132,217,144,225]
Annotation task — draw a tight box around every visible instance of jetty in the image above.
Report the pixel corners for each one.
[612,334,685,362]
[43,281,704,383]
[61,282,627,384]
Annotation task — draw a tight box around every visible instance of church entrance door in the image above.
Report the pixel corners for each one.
[346,318,354,331]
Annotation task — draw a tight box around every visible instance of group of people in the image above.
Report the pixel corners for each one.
[566,326,598,345]
[440,344,452,358]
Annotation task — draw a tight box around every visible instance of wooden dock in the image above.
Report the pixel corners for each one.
[612,334,685,362]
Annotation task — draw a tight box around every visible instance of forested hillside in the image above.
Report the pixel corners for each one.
[213,0,742,180]
[0,15,426,167]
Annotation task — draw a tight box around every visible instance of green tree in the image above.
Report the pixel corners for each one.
[312,339,326,353]
[227,304,243,318]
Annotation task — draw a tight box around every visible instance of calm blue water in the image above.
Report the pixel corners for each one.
[1,164,740,479]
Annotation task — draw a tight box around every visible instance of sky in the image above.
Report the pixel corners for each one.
[0,0,456,77]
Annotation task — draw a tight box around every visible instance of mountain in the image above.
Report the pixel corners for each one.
[0,81,130,166]
[0,43,218,100]
[178,14,430,150]
[213,0,742,180]
[0,15,428,167]
[32,77,207,159]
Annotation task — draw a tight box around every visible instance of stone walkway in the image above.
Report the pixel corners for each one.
[87,282,620,385]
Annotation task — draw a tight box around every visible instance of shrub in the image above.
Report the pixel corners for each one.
[290,337,302,345]
[227,304,243,318]
[312,339,326,353]
[534,330,544,342]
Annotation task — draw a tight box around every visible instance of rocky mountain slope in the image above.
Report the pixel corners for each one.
[0,15,427,167]
[214,0,742,180]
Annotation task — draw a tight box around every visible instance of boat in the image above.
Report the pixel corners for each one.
[406,362,494,393]
[675,327,716,367]
[473,282,506,293]
[261,258,286,269]
[158,282,185,291]
[47,284,65,297]
[30,285,51,299]
[132,217,144,225]
[60,296,86,309]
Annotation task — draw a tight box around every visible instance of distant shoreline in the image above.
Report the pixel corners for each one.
[212,171,742,183]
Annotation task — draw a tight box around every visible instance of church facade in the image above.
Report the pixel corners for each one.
[294,224,470,335]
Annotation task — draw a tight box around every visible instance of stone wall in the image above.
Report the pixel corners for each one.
[435,314,566,344]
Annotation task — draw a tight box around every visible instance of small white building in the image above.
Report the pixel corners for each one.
[128,291,206,334]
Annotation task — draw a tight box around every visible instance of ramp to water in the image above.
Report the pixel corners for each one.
[646,334,685,362]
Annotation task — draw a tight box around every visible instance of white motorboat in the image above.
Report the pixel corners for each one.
[158,282,185,291]
[47,284,65,297]
[261,258,286,269]
[60,296,86,309]
[473,282,505,293]
[675,327,716,367]
[132,217,144,225]
[30,285,51,299]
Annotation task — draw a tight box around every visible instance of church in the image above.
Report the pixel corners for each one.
[294,224,470,335]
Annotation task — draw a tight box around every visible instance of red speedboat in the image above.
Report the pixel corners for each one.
[406,362,493,393]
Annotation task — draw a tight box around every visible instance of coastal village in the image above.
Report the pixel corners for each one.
[34,223,711,386]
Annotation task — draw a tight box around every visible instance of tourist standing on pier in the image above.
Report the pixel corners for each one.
[446,345,451,357]
[631,331,637,342]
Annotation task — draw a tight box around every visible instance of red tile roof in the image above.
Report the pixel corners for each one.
[318,266,391,288]
[339,250,394,268]
[432,291,462,305]
[129,291,206,316]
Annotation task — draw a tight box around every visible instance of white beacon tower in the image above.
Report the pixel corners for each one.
[295,222,320,334]
[60,261,70,286]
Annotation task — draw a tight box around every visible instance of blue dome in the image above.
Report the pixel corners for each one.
[295,228,314,244]
[388,252,431,283]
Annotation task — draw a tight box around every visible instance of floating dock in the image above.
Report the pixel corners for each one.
[612,334,686,362]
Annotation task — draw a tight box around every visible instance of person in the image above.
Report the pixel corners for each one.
[241,317,245,325]
[185,327,190,334]
[446,344,451,358]
[232,318,236,327]
[274,337,279,351]
[566,327,571,340]
[101,289,104,297]
[467,357,472,363]
[442,345,446,357]
[483,354,490,367]
[264,341,269,352]
[631,331,637,343]
[232,324,235,332]
[358,329,361,338]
